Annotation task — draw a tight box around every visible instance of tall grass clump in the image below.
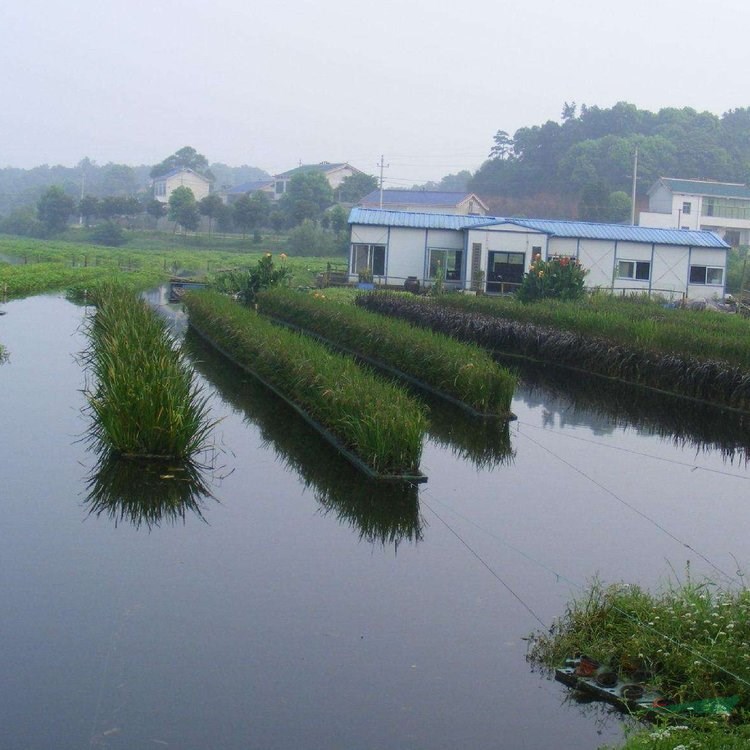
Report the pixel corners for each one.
[528,578,750,709]
[184,290,427,476]
[83,283,214,458]
[257,288,516,417]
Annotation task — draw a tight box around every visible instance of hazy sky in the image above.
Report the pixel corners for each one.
[3,0,749,187]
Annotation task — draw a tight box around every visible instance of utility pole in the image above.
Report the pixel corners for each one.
[630,146,639,225]
[377,154,389,209]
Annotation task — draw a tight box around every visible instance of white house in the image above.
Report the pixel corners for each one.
[639,177,750,247]
[153,168,213,203]
[272,161,362,200]
[348,208,729,299]
[359,190,489,215]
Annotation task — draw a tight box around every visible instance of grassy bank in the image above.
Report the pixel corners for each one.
[257,288,517,417]
[183,291,427,477]
[356,293,750,411]
[84,283,214,458]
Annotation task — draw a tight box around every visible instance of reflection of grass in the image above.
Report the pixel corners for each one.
[83,451,214,529]
[83,283,215,458]
[184,330,424,546]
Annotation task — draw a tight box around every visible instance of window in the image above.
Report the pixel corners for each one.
[617,260,650,281]
[429,248,463,280]
[154,181,166,197]
[689,265,724,285]
[682,201,692,215]
[351,243,385,276]
[274,181,286,195]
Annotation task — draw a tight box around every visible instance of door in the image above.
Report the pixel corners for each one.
[487,251,525,293]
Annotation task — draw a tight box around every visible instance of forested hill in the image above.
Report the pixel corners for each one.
[467,102,750,220]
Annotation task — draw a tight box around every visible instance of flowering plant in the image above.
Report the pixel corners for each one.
[517,254,587,302]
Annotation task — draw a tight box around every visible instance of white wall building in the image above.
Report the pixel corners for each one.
[349,208,729,299]
[152,168,212,203]
[639,178,750,247]
[272,162,362,200]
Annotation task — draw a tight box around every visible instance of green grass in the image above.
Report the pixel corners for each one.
[183,290,427,476]
[257,288,517,416]
[604,722,750,750]
[83,283,215,459]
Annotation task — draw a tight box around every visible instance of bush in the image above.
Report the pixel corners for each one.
[517,254,587,302]
[90,220,127,247]
[287,219,342,257]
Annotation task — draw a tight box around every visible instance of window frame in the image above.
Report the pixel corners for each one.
[689,265,724,286]
[428,247,463,281]
[616,259,651,281]
[350,243,386,276]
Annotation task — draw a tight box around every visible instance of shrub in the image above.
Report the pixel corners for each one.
[517,254,587,302]
[90,220,127,247]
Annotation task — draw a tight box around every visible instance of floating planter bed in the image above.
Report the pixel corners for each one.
[555,656,739,719]
[184,291,428,481]
[256,288,517,419]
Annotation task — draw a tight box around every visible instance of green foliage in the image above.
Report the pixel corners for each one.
[89,220,127,247]
[279,171,334,225]
[260,288,517,416]
[337,172,378,202]
[78,195,100,226]
[183,291,427,475]
[198,193,224,235]
[0,206,45,237]
[287,219,342,257]
[233,191,271,236]
[150,146,214,180]
[517,255,587,302]
[168,186,200,232]
[83,283,215,458]
[37,186,75,235]
[216,253,291,305]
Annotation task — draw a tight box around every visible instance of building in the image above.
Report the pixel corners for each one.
[639,177,750,247]
[359,190,488,215]
[348,208,729,299]
[152,168,213,203]
[222,179,275,204]
[272,162,361,200]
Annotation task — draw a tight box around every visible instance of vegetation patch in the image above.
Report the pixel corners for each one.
[183,291,427,477]
[355,292,750,411]
[83,283,215,459]
[257,288,517,417]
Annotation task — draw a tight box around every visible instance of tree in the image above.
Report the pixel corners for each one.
[150,146,214,180]
[146,199,167,225]
[328,204,349,235]
[279,171,333,225]
[489,130,514,160]
[337,172,378,202]
[198,193,224,236]
[37,186,75,235]
[78,195,100,227]
[233,191,270,237]
[606,191,632,223]
[168,186,199,233]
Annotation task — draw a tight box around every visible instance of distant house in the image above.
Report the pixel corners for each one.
[272,162,362,200]
[359,190,488,215]
[348,208,729,299]
[222,179,275,204]
[153,168,213,203]
[639,177,750,247]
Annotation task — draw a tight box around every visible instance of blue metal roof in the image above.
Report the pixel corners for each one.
[227,180,273,194]
[655,178,750,200]
[349,207,495,231]
[348,208,729,248]
[360,190,479,207]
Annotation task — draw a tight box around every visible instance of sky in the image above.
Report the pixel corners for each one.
[2,0,750,188]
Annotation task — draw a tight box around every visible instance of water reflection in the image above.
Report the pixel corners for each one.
[83,452,215,529]
[184,330,424,546]
[508,357,750,463]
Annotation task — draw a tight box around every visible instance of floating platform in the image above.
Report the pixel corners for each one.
[169,279,208,303]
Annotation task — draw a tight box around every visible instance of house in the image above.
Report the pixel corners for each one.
[222,179,275,204]
[359,189,488,215]
[152,168,213,203]
[639,177,750,247]
[348,208,729,299]
[272,161,362,200]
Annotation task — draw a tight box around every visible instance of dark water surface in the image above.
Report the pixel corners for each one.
[2,294,750,750]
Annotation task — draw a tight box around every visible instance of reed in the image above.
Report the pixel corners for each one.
[257,288,517,416]
[356,292,750,412]
[183,290,427,476]
[83,283,215,458]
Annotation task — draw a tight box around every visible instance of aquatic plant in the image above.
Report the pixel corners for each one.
[184,291,427,477]
[83,283,215,458]
[256,287,517,417]
[356,292,750,411]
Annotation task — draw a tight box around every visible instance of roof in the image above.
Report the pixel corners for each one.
[153,167,212,183]
[349,207,496,231]
[360,189,487,209]
[651,178,750,201]
[227,180,274,194]
[275,161,358,179]
[348,208,729,248]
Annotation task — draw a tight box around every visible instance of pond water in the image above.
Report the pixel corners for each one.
[2,293,750,750]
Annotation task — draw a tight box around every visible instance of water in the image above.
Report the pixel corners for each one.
[2,293,749,750]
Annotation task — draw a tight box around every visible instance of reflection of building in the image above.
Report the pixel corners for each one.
[359,190,488,215]
[152,168,212,203]
[348,208,729,298]
[639,177,750,247]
